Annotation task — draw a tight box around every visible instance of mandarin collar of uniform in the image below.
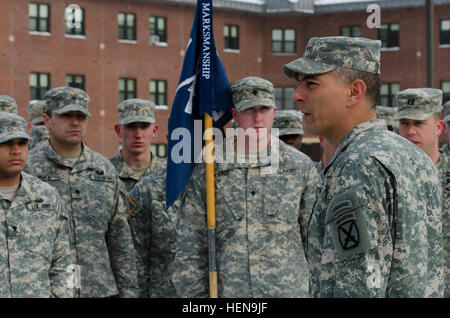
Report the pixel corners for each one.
[9,173,35,208]
[215,134,279,172]
[44,140,94,172]
[324,119,387,175]
[115,150,159,180]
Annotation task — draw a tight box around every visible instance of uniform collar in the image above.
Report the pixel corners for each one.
[9,174,35,209]
[215,135,280,172]
[115,151,162,180]
[324,119,387,174]
[44,140,95,173]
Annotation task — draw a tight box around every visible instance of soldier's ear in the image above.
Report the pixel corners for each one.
[347,79,366,108]
[114,124,122,138]
[43,113,51,130]
[152,123,159,137]
[231,107,237,120]
[436,119,444,137]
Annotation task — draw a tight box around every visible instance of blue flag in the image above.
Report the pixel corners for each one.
[166,0,232,209]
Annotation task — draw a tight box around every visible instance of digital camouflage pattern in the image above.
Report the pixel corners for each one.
[394,88,443,121]
[25,141,139,298]
[173,136,320,297]
[29,126,49,150]
[117,99,156,125]
[443,101,450,123]
[26,100,47,125]
[283,36,381,78]
[273,110,304,136]
[0,113,32,144]
[375,106,398,129]
[128,168,182,297]
[109,152,166,193]
[308,120,443,297]
[231,77,276,112]
[45,87,91,117]
[436,149,450,297]
[0,95,18,114]
[0,173,73,298]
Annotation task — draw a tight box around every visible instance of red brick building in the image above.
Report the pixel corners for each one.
[0,0,449,160]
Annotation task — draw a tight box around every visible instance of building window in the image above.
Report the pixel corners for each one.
[65,5,85,36]
[442,81,450,103]
[151,144,167,158]
[440,19,450,45]
[30,72,50,100]
[275,87,295,110]
[29,3,50,33]
[340,25,361,37]
[118,13,136,41]
[379,83,400,107]
[150,80,167,106]
[149,16,167,44]
[272,29,296,54]
[66,74,85,90]
[224,24,239,50]
[379,23,399,48]
[119,78,136,102]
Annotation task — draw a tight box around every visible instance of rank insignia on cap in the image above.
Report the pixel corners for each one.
[128,197,137,215]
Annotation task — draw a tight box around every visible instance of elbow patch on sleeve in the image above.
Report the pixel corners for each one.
[326,189,372,261]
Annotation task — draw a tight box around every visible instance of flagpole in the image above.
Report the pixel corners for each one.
[204,112,218,298]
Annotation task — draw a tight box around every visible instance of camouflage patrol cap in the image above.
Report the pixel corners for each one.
[117,99,156,125]
[0,112,32,144]
[273,110,304,136]
[45,87,91,117]
[375,106,398,127]
[26,100,46,124]
[443,101,450,122]
[30,125,49,141]
[231,77,276,112]
[394,88,443,121]
[0,95,18,114]
[283,36,381,78]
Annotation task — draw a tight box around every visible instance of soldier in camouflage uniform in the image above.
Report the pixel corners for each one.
[127,167,182,297]
[110,99,166,193]
[444,101,450,298]
[0,112,73,297]
[0,95,18,113]
[443,101,450,154]
[375,105,398,133]
[283,36,443,297]
[26,100,49,150]
[25,87,139,298]
[173,77,320,298]
[395,88,448,298]
[273,110,304,150]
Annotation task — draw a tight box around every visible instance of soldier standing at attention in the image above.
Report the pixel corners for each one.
[0,95,18,114]
[127,166,182,298]
[0,112,73,297]
[110,99,166,193]
[395,89,449,298]
[442,101,450,153]
[283,36,443,297]
[25,87,139,298]
[173,77,319,298]
[26,100,49,150]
